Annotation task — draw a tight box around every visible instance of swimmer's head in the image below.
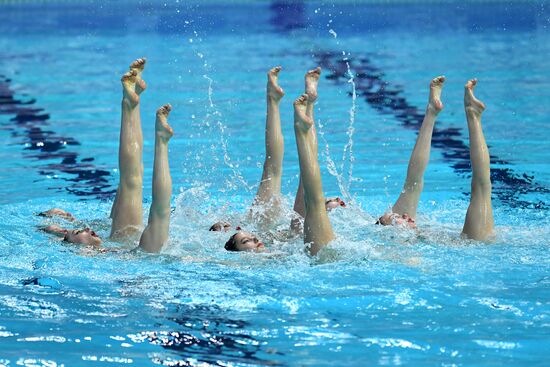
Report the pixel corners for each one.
[224,231,265,252]
[325,197,346,211]
[209,221,232,232]
[376,212,416,229]
[63,227,102,247]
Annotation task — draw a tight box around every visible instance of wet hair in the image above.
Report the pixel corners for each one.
[224,233,239,252]
[210,221,231,232]
[376,214,390,225]
[209,223,222,231]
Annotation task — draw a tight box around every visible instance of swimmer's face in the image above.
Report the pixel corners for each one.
[378,213,416,229]
[64,228,102,247]
[209,221,232,232]
[233,231,265,252]
[325,197,346,211]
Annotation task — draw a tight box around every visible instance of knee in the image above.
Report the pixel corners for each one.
[305,192,326,210]
[404,180,423,193]
[122,174,142,191]
[152,206,171,219]
[472,178,492,194]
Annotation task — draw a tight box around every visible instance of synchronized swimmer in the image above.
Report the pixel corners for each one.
[39,58,495,255]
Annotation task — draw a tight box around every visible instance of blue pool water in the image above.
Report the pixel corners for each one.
[0,1,549,366]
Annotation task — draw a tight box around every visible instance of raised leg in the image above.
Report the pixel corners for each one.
[392,76,445,220]
[291,67,321,231]
[462,79,494,240]
[294,94,334,255]
[110,58,147,239]
[139,104,174,252]
[252,66,285,224]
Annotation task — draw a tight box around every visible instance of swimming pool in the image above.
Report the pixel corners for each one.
[0,1,549,366]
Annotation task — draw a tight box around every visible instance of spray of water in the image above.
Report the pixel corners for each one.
[315,19,358,203]
[202,75,252,192]
[339,59,357,201]
[317,119,347,199]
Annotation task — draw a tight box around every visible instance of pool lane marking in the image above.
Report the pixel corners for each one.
[0,75,115,199]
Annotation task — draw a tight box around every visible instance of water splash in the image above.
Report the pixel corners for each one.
[339,59,357,201]
[316,119,347,198]
[313,12,358,202]
[315,58,357,203]
[202,74,252,193]
[184,25,253,195]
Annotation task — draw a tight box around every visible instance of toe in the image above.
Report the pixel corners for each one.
[431,75,445,86]
[269,66,281,76]
[466,78,477,89]
[121,72,132,81]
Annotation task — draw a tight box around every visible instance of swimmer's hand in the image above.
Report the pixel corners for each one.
[38,208,75,222]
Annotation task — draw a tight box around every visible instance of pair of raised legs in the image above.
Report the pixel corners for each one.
[249,66,333,255]
[379,77,493,240]
[109,59,175,252]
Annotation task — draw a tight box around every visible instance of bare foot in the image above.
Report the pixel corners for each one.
[156,104,174,142]
[294,94,313,132]
[428,75,445,113]
[305,67,321,103]
[267,66,284,101]
[130,57,147,95]
[121,70,139,106]
[464,78,485,116]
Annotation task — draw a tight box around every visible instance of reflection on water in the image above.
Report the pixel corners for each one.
[143,304,284,366]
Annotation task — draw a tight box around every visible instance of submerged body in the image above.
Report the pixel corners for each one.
[39,209,102,247]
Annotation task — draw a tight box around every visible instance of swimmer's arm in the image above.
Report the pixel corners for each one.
[374,245,422,267]
[39,225,68,238]
[38,208,76,222]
